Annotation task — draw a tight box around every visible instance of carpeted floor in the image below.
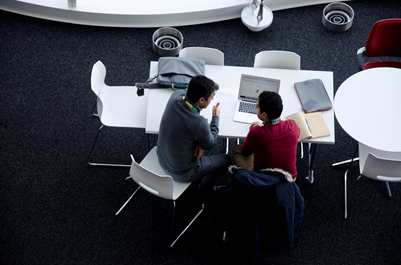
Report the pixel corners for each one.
[1,1,400,264]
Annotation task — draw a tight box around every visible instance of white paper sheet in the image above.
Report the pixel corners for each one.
[205,87,237,118]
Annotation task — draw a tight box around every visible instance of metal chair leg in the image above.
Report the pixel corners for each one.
[300,142,304,159]
[343,145,359,219]
[385,182,392,197]
[115,184,141,216]
[91,101,99,117]
[226,138,229,154]
[87,125,130,167]
[332,157,360,167]
[170,202,204,247]
[344,169,349,219]
[332,142,360,167]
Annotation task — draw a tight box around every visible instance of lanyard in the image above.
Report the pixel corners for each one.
[183,96,199,113]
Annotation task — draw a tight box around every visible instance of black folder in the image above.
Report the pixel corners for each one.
[294,79,332,113]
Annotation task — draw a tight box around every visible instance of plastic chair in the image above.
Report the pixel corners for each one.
[115,147,204,247]
[87,61,149,167]
[357,19,401,71]
[179,47,224,66]
[344,142,401,218]
[253,51,301,70]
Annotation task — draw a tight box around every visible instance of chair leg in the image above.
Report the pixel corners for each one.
[170,202,205,247]
[385,182,392,197]
[115,183,141,216]
[332,142,360,167]
[87,125,130,167]
[343,145,360,219]
[91,101,99,117]
[147,134,151,152]
[226,138,229,154]
[300,142,304,159]
[332,157,360,167]
[344,169,349,219]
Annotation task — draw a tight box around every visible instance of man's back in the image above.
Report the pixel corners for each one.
[243,119,300,177]
[157,90,219,180]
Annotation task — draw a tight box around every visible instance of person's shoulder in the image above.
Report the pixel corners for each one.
[171,89,185,98]
[281,119,301,134]
[282,119,297,127]
[248,124,264,136]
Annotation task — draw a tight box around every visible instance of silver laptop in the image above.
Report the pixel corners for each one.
[233,74,281,124]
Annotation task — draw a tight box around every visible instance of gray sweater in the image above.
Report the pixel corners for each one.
[156,90,219,181]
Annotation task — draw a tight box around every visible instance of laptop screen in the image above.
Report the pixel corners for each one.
[239,74,281,102]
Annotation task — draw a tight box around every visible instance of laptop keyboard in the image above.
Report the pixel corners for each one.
[239,101,257,114]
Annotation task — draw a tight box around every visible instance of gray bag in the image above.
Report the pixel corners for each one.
[135,57,205,96]
[157,57,205,88]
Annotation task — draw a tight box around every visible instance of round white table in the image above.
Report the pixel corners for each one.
[334,67,401,153]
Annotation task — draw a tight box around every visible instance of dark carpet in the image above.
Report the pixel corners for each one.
[1,1,400,264]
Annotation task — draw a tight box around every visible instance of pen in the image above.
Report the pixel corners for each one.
[305,119,312,133]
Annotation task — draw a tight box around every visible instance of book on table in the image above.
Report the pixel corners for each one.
[285,111,330,141]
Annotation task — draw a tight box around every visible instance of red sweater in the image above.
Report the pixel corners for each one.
[241,119,300,178]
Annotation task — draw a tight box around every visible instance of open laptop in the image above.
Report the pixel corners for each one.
[233,74,281,124]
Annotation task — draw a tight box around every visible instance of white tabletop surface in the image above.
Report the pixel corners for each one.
[334,67,401,152]
[146,61,335,145]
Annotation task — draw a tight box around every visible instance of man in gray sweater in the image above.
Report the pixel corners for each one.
[157,75,231,190]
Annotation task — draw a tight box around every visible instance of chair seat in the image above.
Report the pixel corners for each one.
[363,61,401,70]
[100,86,149,128]
[137,146,192,201]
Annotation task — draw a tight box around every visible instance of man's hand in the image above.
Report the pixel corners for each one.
[194,143,205,161]
[250,121,263,129]
[232,144,243,155]
[212,102,220,117]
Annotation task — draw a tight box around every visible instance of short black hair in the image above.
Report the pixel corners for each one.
[186,75,219,103]
[258,91,283,119]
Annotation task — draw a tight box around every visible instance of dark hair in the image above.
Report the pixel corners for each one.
[186,75,219,103]
[258,91,283,119]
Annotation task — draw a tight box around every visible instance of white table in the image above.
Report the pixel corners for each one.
[145,61,334,182]
[334,67,401,218]
[334,67,401,153]
[146,61,335,142]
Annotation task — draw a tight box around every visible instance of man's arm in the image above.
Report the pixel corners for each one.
[196,103,220,150]
[232,127,255,156]
[194,142,205,161]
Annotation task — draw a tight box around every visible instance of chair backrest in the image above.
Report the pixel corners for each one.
[129,147,191,200]
[253,50,301,70]
[91,61,108,117]
[179,47,224,65]
[361,153,401,182]
[365,19,401,58]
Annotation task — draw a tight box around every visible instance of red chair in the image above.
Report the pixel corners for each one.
[357,19,401,70]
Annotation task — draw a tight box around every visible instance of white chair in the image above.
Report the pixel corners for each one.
[179,47,224,66]
[88,61,149,167]
[344,142,401,218]
[253,50,301,70]
[115,147,204,247]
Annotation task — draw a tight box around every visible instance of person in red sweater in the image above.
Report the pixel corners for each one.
[232,91,300,179]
